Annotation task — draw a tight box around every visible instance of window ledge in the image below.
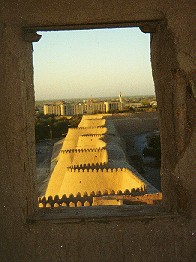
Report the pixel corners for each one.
[27,205,179,224]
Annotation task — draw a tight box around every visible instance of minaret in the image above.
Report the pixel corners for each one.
[119,92,123,111]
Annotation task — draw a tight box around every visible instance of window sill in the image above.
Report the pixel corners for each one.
[27,205,179,224]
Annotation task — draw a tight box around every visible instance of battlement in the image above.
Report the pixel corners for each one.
[72,126,106,130]
[60,147,106,153]
[68,162,107,170]
[39,188,156,208]
[80,134,103,137]
[66,167,127,173]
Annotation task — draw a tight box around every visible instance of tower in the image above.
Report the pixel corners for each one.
[119,92,123,111]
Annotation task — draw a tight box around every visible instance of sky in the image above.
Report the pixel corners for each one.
[33,28,155,101]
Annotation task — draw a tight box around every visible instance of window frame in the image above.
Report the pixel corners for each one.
[24,20,178,222]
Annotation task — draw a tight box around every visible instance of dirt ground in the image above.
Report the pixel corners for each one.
[36,140,53,196]
[110,112,161,190]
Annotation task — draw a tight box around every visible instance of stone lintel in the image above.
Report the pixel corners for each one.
[23,30,42,42]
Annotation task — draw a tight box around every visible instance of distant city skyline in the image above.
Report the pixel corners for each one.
[33,28,155,101]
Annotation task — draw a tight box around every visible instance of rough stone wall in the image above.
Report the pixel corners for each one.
[150,9,196,214]
[0,1,195,261]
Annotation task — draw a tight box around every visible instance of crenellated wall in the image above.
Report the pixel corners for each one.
[78,116,106,128]
[58,167,146,197]
[60,147,105,153]
[71,126,107,130]
[61,126,107,150]
[45,114,149,198]
[77,134,106,148]
[59,148,108,166]
[39,191,162,208]
[68,161,107,170]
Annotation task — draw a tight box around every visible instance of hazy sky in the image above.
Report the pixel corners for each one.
[33,28,155,101]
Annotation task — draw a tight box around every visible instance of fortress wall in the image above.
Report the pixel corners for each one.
[44,154,70,197]
[72,149,108,166]
[60,128,80,150]
[45,148,108,197]
[39,191,161,208]
[122,169,146,191]
[61,126,107,151]
[46,113,147,197]
[72,126,107,132]
[58,168,146,197]
[78,118,106,128]
[45,114,109,197]
[77,134,106,149]
[68,163,107,170]
[60,148,105,153]
[59,148,108,165]
[78,114,103,121]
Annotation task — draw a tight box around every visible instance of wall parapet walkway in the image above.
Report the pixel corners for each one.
[39,189,157,208]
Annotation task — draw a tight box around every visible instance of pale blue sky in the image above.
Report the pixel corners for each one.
[33,28,155,101]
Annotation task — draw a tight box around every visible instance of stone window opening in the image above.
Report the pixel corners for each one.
[32,25,161,209]
[21,20,194,221]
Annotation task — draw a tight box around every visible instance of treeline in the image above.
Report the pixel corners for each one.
[143,133,161,162]
[35,113,82,142]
